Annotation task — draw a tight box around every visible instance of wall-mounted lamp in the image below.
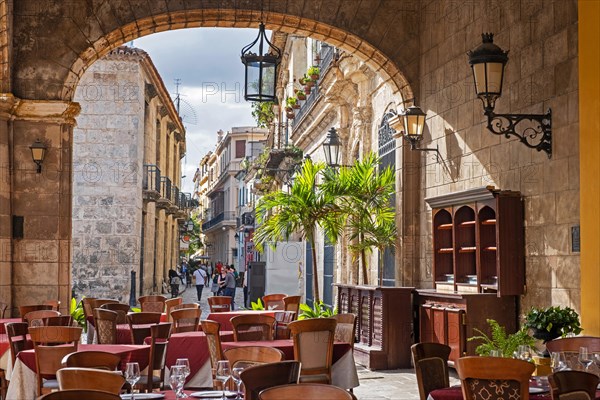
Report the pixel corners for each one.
[468,33,552,158]
[30,139,47,173]
[388,105,441,162]
[234,232,240,240]
[241,22,282,102]
[322,127,342,168]
[185,219,194,232]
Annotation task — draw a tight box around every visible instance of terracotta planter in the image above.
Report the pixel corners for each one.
[297,93,306,100]
[286,111,295,119]
[310,74,319,80]
[304,85,312,94]
[305,80,314,88]
[285,106,293,112]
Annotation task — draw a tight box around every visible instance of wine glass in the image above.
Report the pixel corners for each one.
[125,362,141,400]
[175,359,191,398]
[169,365,186,399]
[517,345,532,362]
[579,347,593,371]
[216,360,231,400]
[489,349,501,357]
[551,352,567,372]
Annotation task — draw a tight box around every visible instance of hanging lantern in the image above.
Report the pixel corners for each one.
[241,23,281,102]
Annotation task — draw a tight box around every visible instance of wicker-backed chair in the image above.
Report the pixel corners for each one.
[90,299,119,311]
[262,294,286,310]
[411,342,451,400]
[224,346,285,369]
[100,303,130,324]
[549,370,599,400]
[283,296,301,317]
[82,297,98,343]
[43,299,61,311]
[274,311,296,340]
[259,383,353,400]
[19,304,53,321]
[5,322,32,365]
[24,310,61,327]
[165,297,183,321]
[288,318,337,384]
[29,326,83,395]
[546,337,600,353]
[240,361,301,400]
[200,320,224,379]
[455,356,535,400]
[208,296,232,313]
[38,390,122,400]
[171,308,201,333]
[93,308,118,344]
[57,367,126,394]
[138,295,167,313]
[332,313,356,348]
[45,315,75,326]
[126,312,162,344]
[172,302,200,311]
[231,314,276,342]
[137,322,171,393]
[62,351,121,370]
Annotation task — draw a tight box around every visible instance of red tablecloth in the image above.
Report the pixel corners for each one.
[221,339,351,364]
[0,334,9,357]
[205,311,276,331]
[0,318,21,334]
[17,343,150,373]
[428,386,600,400]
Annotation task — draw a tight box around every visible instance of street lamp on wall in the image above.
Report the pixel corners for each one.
[241,22,282,102]
[30,139,47,173]
[322,127,342,168]
[468,33,552,157]
[388,104,441,162]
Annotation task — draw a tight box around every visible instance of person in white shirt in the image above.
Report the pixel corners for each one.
[193,266,208,302]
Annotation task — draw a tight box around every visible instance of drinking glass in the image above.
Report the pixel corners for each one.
[170,365,186,399]
[216,360,231,400]
[489,349,502,357]
[125,362,141,400]
[517,345,532,362]
[579,347,593,370]
[550,352,567,372]
[175,359,191,398]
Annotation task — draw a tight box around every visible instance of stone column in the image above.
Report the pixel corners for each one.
[6,97,79,316]
[0,94,15,313]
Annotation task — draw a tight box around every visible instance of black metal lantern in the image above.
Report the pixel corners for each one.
[398,105,426,149]
[322,127,341,168]
[30,139,47,173]
[241,23,281,102]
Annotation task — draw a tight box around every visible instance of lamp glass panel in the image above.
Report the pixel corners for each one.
[403,114,424,137]
[245,61,261,98]
[472,63,486,95]
[485,62,504,95]
[261,62,276,95]
[31,147,45,161]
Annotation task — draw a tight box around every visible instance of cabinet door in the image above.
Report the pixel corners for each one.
[431,306,447,345]
[419,304,434,343]
[446,307,466,363]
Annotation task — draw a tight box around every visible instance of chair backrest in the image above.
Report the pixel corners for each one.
[0,302,8,318]
[208,296,232,313]
[138,295,167,313]
[283,296,301,316]
[455,356,535,400]
[43,299,61,311]
[231,314,276,341]
[143,322,171,392]
[100,303,130,324]
[81,297,98,322]
[200,319,224,376]
[262,294,287,310]
[274,311,296,339]
[259,383,353,400]
[45,315,75,326]
[288,318,337,384]
[240,361,301,400]
[411,342,451,400]
[24,310,61,326]
[19,304,53,320]
[171,308,201,333]
[126,312,162,344]
[29,326,83,395]
[549,370,599,400]
[224,346,285,369]
[332,313,356,347]
[57,367,126,394]
[93,308,118,344]
[546,336,600,353]
[165,297,183,321]
[38,389,122,400]
[90,299,119,311]
[62,351,121,370]
[5,322,32,365]
[172,303,200,312]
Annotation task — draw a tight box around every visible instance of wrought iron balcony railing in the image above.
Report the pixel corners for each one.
[201,211,237,231]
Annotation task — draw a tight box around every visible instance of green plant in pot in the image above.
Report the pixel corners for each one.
[468,319,536,357]
[524,306,583,343]
[308,66,320,80]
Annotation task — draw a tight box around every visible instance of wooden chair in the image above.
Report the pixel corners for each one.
[208,296,232,313]
[224,346,285,369]
[19,304,53,321]
[81,297,98,343]
[546,336,600,353]
[100,303,130,324]
[240,361,301,400]
[62,351,121,370]
[57,367,126,394]
[0,369,5,400]
[90,299,119,311]
[172,302,200,311]
[126,312,162,344]
[549,370,599,400]
[274,311,296,339]
[288,318,337,384]
[283,295,301,316]
[333,313,356,348]
[171,307,201,333]
[165,297,183,321]
[93,308,118,344]
[200,320,224,379]
[231,314,276,341]
[45,315,75,326]
[137,322,171,393]
[43,299,61,311]
[6,322,32,365]
[38,389,122,399]
[455,356,535,400]
[262,294,286,310]
[0,301,8,318]
[411,342,451,400]
[24,310,61,326]
[29,326,83,395]
[138,295,167,313]
[259,383,353,400]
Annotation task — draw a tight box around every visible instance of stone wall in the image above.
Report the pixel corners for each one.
[415,0,580,312]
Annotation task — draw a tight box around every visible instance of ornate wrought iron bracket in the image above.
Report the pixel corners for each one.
[485,108,552,158]
[408,142,442,163]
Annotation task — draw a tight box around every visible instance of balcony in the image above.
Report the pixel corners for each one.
[168,185,180,214]
[142,164,161,202]
[157,176,172,210]
[202,211,237,232]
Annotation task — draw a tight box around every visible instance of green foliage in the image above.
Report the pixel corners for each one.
[251,298,265,310]
[286,97,297,107]
[130,307,141,313]
[298,301,337,320]
[524,306,583,338]
[308,66,320,77]
[69,297,87,332]
[468,319,536,357]
[251,101,275,128]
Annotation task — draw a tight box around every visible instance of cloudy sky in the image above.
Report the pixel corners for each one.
[134,28,260,193]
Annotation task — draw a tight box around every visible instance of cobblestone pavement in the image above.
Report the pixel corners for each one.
[177,282,460,399]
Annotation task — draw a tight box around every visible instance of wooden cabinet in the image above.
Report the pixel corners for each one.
[334,284,413,370]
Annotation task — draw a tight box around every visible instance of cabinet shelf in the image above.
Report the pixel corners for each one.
[484,246,497,251]
[459,221,476,227]
[459,246,476,253]
[437,223,453,230]
[438,248,454,254]
[481,219,497,225]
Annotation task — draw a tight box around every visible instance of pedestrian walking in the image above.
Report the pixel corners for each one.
[210,271,219,296]
[221,265,237,310]
[168,268,180,298]
[193,266,208,302]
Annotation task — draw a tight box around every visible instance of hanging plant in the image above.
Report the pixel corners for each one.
[251,101,275,129]
[308,66,320,80]
[296,90,306,101]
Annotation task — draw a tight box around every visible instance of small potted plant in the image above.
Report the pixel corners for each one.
[296,89,306,101]
[286,96,297,109]
[468,319,536,357]
[308,66,320,80]
[524,306,583,343]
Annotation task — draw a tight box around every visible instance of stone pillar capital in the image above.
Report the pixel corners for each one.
[0,95,81,125]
